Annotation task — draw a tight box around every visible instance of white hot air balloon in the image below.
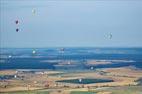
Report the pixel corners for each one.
[79,78,82,83]
[32,9,36,15]
[109,33,112,39]
[105,33,112,39]
[32,50,36,54]
[14,75,17,78]
[90,66,94,70]
[8,55,12,58]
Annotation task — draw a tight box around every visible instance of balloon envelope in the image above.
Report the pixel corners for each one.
[32,50,36,54]
[32,9,36,14]
[16,28,19,32]
[109,34,112,39]
[15,20,19,24]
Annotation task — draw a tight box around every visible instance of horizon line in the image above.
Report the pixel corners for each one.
[1,46,142,49]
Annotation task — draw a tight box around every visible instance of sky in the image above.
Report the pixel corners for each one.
[0,0,142,48]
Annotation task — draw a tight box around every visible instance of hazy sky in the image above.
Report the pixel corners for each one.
[0,0,142,48]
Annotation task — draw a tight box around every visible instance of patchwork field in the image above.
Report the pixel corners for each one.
[0,66,142,94]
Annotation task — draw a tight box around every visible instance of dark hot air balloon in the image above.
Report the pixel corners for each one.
[15,20,19,24]
[16,28,19,32]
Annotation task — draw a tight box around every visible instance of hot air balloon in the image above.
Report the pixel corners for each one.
[32,9,36,15]
[15,20,19,24]
[79,78,82,83]
[14,75,17,78]
[109,33,112,39]
[32,50,36,54]
[16,28,19,32]
[8,55,12,58]
[90,66,94,70]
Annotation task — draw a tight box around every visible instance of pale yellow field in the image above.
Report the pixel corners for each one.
[0,67,142,93]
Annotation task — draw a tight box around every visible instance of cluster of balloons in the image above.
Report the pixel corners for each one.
[15,9,36,32]
[15,20,19,32]
[105,33,112,39]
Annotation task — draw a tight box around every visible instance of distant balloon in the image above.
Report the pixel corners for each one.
[109,33,112,39]
[79,78,82,83]
[32,9,36,14]
[16,28,19,32]
[14,75,17,78]
[90,66,94,70]
[32,50,36,54]
[15,20,19,24]
[8,55,12,58]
